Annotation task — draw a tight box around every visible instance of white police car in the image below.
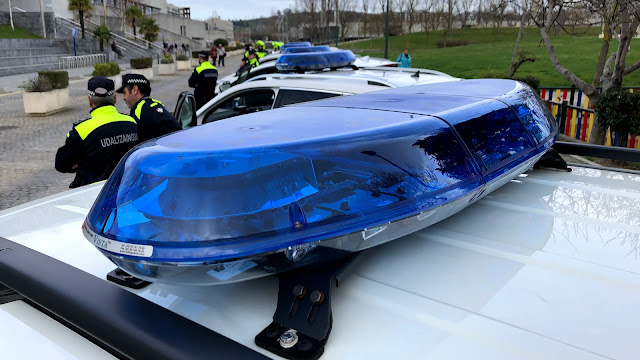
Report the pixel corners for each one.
[174,51,460,127]
[215,45,398,94]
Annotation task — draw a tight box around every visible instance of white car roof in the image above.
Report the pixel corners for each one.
[1,163,639,359]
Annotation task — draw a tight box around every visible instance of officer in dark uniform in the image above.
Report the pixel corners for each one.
[188,50,218,110]
[117,74,182,142]
[240,43,252,67]
[55,77,139,188]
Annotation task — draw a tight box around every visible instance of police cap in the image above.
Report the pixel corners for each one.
[198,50,209,58]
[248,49,257,55]
[88,76,115,97]
[116,74,151,94]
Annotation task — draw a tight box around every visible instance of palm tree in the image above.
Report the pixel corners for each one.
[124,6,144,37]
[68,0,93,39]
[93,25,111,52]
[139,17,159,46]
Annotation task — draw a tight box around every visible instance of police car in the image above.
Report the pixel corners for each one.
[1,98,639,359]
[215,46,399,94]
[174,51,460,128]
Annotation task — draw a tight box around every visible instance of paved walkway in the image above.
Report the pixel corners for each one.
[0,55,241,210]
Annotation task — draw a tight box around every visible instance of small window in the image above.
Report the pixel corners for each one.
[275,89,341,107]
[203,89,276,124]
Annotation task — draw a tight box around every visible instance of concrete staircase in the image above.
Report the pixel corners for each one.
[0,39,73,77]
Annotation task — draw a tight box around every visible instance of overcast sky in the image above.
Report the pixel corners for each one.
[169,0,296,21]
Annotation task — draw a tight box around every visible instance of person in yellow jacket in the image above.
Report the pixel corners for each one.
[188,50,218,109]
[255,40,268,59]
[55,77,139,188]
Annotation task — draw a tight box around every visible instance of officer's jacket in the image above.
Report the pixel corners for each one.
[248,58,259,68]
[256,50,268,59]
[189,61,218,108]
[55,105,138,187]
[129,96,182,142]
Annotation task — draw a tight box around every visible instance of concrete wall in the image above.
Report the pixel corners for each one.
[150,13,234,45]
[0,12,56,39]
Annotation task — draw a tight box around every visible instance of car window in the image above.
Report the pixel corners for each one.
[247,66,277,80]
[202,89,276,124]
[177,95,195,128]
[274,89,342,107]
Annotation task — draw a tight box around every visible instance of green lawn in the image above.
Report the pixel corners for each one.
[0,24,40,39]
[342,27,640,87]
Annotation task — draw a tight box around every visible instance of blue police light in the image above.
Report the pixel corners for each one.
[280,42,312,50]
[275,50,357,71]
[83,80,556,285]
[283,45,331,54]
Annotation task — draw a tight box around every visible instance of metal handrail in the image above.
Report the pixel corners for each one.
[58,54,106,69]
[83,17,163,51]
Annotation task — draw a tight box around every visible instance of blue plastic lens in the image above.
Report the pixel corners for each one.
[83,80,556,284]
[275,50,356,71]
[283,46,331,54]
[280,42,312,50]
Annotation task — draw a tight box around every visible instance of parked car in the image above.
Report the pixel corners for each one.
[174,67,460,128]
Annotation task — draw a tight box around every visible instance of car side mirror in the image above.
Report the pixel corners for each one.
[220,82,231,92]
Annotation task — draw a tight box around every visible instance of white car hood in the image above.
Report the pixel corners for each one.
[1,166,639,359]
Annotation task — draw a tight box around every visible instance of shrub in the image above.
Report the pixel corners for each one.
[92,62,121,77]
[436,39,471,48]
[162,55,174,64]
[24,76,53,93]
[192,50,199,58]
[594,89,640,138]
[176,54,189,61]
[214,38,228,47]
[512,75,540,93]
[130,57,153,69]
[475,70,509,79]
[37,71,69,90]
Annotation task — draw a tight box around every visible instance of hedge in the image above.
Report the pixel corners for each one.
[436,39,471,48]
[39,71,69,89]
[92,62,121,77]
[161,55,174,64]
[214,38,228,47]
[192,50,199,58]
[176,54,189,61]
[130,57,153,69]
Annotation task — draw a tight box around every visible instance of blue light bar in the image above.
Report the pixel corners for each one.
[283,45,331,54]
[83,79,556,285]
[280,42,311,50]
[275,50,356,71]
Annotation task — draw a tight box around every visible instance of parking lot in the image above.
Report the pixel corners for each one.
[0,56,240,210]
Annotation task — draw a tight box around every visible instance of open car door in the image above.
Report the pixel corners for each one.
[173,91,197,128]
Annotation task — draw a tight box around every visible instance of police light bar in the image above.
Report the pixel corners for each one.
[83,80,557,285]
[283,45,331,54]
[280,42,312,50]
[275,50,357,71]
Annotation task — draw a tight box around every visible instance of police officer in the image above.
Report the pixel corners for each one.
[55,76,139,188]
[255,40,268,59]
[246,49,260,68]
[188,50,218,110]
[117,74,182,142]
[240,43,252,67]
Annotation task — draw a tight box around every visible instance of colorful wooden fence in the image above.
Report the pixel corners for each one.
[540,87,640,149]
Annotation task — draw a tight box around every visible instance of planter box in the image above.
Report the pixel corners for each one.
[158,63,175,75]
[127,67,153,80]
[191,58,199,66]
[108,74,122,90]
[23,88,70,116]
[176,60,191,70]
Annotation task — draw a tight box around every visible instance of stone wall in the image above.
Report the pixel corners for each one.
[0,12,56,39]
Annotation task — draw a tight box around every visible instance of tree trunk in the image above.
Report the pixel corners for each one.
[80,11,86,39]
[99,39,104,52]
[593,24,612,86]
[509,12,526,77]
[589,106,607,145]
[132,20,137,36]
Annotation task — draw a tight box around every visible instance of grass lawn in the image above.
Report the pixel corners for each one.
[0,24,40,39]
[342,27,640,87]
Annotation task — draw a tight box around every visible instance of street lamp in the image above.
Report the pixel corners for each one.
[384,0,389,59]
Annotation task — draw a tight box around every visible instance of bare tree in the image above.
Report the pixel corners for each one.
[455,0,475,28]
[337,0,355,40]
[296,0,319,41]
[362,0,370,37]
[406,0,419,32]
[535,0,640,145]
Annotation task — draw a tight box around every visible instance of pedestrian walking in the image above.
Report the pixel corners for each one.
[111,40,123,59]
[55,77,138,188]
[189,50,218,110]
[396,48,412,68]
[117,74,182,142]
[217,43,226,67]
[210,44,218,66]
